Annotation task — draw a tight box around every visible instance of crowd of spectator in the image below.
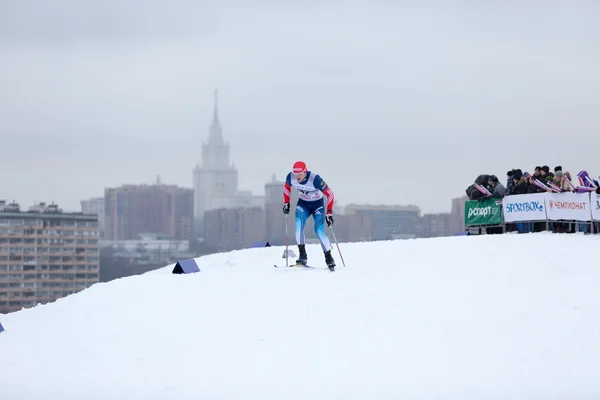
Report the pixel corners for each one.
[464,165,600,234]
[466,165,600,202]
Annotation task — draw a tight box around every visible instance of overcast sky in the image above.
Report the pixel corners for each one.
[1,0,599,214]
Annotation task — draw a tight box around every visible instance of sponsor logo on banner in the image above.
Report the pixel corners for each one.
[545,192,592,222]
[468,206,491,219]
[464,198,503,226]
[591,195,600,221]
[548,200,587,211]
[504,201,544,214]
[502,193,547,222]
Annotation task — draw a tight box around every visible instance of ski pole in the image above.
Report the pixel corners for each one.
[285,213,289,267]
[329,225,346,267]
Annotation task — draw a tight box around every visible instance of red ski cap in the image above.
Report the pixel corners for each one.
[292,161,307,174]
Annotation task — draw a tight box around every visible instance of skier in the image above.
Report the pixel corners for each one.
[282,160,336,271]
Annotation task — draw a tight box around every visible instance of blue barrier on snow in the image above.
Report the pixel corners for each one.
[252,241,271,247]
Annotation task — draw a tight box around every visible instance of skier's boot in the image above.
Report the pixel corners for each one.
[296,244,308,265]
[324,249,336,271]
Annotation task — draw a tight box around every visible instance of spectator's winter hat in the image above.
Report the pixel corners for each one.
[542,165,550,173]
[513,169,523,180]
[554,166,562,172]
[555,170,564,177]
[292,161,307,174]
[507,170,514,177]
[489,175,499,183]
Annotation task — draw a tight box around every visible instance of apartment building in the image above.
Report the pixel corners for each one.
[80,196,105,238]
[104,182,194,241]
[203,206,266,252]
[0,201,100,314]
[419,213,452,238]
[344,204,422,240]
[450,196,468,234]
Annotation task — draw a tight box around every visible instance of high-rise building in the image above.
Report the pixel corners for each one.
[0,200,100,314]
[343,204,422,240]
[450,196,468,234]
[193,91,239,224]
[104,181,194,241]
[333,214,375,243]
[265,174,284,205]
[419,213,452,238]
[192,90,264,236]
[80,197,105,238]
[203,207,266,252]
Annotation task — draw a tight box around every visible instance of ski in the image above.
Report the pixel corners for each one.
[274,263,314,268]
[273,263,335,272]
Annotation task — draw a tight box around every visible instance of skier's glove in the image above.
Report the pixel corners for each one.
[325,212,334,226]
[283,203,290,214]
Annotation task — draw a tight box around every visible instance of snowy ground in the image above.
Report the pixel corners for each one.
[2,232,600,399]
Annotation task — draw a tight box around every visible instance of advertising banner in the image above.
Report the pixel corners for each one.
[502,193,547,222]
[589,193,600,221]
[465,198,503,226]
[545,192,591,222]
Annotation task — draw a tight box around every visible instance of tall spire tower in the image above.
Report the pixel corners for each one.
[209,89,223,143]
[213,89,219,121]
[192,89,239,234]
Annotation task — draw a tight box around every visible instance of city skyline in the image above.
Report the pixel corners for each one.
[2,89,460,215]
[2,2,599,214]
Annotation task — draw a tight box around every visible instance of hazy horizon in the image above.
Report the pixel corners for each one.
[2,1,599,214]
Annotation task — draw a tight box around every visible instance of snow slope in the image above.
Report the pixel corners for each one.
[1,233,600,399]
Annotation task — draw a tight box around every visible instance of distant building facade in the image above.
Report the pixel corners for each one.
[344,204,421,240]
[80,197,105,238]
[203,207,266,252]
[104,182,194,241]
[100,232,195,272]
[333,214,375,243]
[101,233,190,254]
[192,90,263,235]
[450,196,468,234]
[0,200,100,314]
[193,91,239,220]
[418,213,452,238]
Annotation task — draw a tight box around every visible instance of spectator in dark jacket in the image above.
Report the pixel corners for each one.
[466,174,491,200]
[541,165,554,184]
[506,170,516,195]
[511,169,529,194]
[488,175,506,198]
[478,175,506,201]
